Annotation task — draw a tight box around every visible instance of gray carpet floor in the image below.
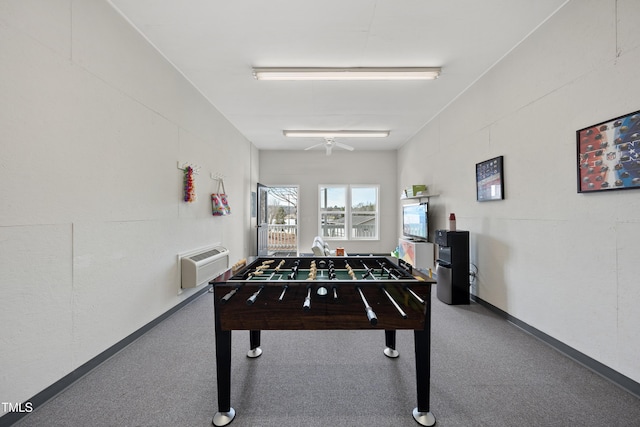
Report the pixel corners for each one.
[13,286,640,427]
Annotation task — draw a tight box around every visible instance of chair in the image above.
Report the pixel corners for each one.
[311,236,333,256]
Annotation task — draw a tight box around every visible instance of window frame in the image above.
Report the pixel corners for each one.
[318,184,379,241]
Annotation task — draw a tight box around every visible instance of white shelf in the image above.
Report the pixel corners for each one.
[401,194,439,200]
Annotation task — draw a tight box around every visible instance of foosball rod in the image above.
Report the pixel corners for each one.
[365,262,409,317]
[356,286,378,326]
[361,262,376,280]
[377,260,400,280]
[278,284,288,301]
[383,264,425,305]
[404,286,425,305]
[381,286,408,319]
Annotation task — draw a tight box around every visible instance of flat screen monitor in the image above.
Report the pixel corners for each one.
[402,203,428,241]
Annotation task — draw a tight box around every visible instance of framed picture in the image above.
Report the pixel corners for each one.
[577,110,640,193]
[476,156,504,201]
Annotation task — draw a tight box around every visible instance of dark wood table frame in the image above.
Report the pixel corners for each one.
[211,257,436,426]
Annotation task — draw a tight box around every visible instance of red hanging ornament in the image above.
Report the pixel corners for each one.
[183,166,196,202]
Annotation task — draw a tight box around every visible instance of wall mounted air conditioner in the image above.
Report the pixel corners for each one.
[180,245,229,288]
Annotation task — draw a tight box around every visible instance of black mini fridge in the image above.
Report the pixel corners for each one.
[435,230,469,305]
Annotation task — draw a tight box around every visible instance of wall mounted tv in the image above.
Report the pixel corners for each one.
[402,203,428,241]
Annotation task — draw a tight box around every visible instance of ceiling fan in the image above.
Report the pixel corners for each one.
[304,137,354,156]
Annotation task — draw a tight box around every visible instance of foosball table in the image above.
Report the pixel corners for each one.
[211,256,437,426]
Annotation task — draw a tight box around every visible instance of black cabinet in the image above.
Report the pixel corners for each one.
[435,230,469,305]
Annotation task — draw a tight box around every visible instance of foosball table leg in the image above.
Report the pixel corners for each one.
[383,330,399,358]
[213,325,235,427]
[247,330,262,358]
[412,329,435,426]
[412,408,436,427]
[212,408,235,427]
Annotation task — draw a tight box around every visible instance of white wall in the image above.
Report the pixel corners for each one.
[3,0,638,411]
[260,150,398,255]
[0,0,256,407]
[399,0,640,383]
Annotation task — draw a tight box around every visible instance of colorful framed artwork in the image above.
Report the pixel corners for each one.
[476,156,504,202]
[577,110,640,193]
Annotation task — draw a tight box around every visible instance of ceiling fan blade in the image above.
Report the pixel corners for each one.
[326,145,332,156]
[304,143,325,151]
[335,142,354,151]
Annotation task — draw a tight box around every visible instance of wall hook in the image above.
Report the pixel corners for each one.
[177,161,201,174]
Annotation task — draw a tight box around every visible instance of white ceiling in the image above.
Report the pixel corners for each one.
[108,0,568,152]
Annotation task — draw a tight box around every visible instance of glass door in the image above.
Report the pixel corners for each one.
[257,184,299,256]
[257,183,269,256]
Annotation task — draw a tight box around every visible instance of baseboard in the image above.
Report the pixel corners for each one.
[471,294,640,399]
[0,285,212,427]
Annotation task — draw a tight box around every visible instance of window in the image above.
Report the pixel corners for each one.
[319,185,378,240]
[350,186,378,239]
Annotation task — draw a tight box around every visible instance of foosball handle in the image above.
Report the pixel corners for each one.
[220,287,238,304]
[356,286,377,326]
[365,306,378,325]
[303,287,312,311]
[246,286,264,305]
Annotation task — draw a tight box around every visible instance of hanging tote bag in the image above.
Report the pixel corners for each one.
[211,179,231,216]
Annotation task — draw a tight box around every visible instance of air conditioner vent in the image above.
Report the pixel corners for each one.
[180,245,229,288]
[190,249,221,262]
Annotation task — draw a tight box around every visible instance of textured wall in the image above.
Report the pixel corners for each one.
[0,0,255,405]
[398,0,640,383]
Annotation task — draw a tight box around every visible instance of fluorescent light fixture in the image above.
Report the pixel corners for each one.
[283,130,389,138]
[253,67,441,81]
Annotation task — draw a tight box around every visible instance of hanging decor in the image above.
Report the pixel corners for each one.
[211,179,231,216]
[183,166,196,203]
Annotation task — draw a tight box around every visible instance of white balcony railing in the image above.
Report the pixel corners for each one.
[267,224,298,252]
[268,222,375,253]
[321,223,376,238]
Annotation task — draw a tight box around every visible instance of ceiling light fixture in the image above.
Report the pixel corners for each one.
[253,67,441,81]
[283,130,390,138]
